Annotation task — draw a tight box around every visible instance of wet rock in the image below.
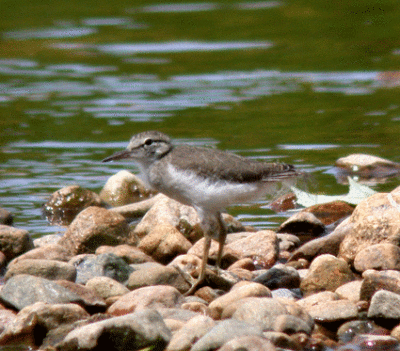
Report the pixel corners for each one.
[208,282,272,319]
[126,264,191,293]
[95,244,154,264]
[337,320,380,344]
[335,153,400,178]
[225,230,279,269]
[273,314,313,335]
[337,334,400,351]
[368,290,400,329]
[58,309,171,351]
[191,319,264,351]
[5,259,77,281]
[71,253,133,284]
[0,275,83,311]
[289,217,350,262]
[10,244,72,264]
[269,193,297,212]
[0,302,89,346]
[300,254,355,296]
[99,170,153,207]
[85,276,129,300]
[335,280,362,302]
[0,225,33,261]
[108,285,184,316]
[43,185,104,225]
[59,206,134,255]
[302,201,354,226]
[218,335,276,351]
[138,223,192,264]
[306,299,358,324]
[278,212,325,238]
[0,208,13,225]
[253,264,300,290]
[166,315,215,351]
[339,190,400,264]
[55,280,107,313]
[354,243,400,272]
[360,270,400,301]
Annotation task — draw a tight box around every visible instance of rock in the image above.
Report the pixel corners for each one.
[273,314,314,335]
[360,270,400,301]
[43,185,104,225]
[71,253,133,284]
[263,331,301,350]
[10,244,72,264]
[208,282,272,319]
[228,258,256,271]
[5,259,77,281]
[58,309,171,351]
[99,170,153,207]
[302,201,354,226]
[0,225,33,261]
[126,265,191,293]
[0,275,83,311]
[110,194,161,220]
[108,285,184,316]
[354,243,400,272]
[338,334,400,351]
[337,320,380,344]
[269,193,297,212]
[191,319,264,351]
[0,309,17,334]
[300,254,355,296]
[368,290,400,328]
[33,234,63,247]
[278,212,325,238]
[95,244,154,264]
[58,206,133,255]
[138,223,192,264]
[335,280,363,302]
[335,154,400,178]
[0,208,13,225]
[85,276,129,300]
[271,288,302,300]
[296,291,341,311]
[253,264,300,290]
[166,315,215,351]
[276,233,301,253]
[306,299,359,324]
[218,335,276,351]
[0,302,89,346]
[289,217,350,262]
[339,190,400,264]
[225,230,279,268]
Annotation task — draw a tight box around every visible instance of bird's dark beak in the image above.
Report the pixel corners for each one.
[102,150,131,162]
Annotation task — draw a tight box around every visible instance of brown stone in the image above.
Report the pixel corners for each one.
[95,244,154,264]
[302,201,354,225]
[354,243,400,272]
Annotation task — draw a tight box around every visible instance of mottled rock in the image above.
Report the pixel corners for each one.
[0,225,33,261]
[278,211,325,237]
[338,334,400,351]
[335,280,362,302]
[269,193,297,213]
[368,290,400,325]
[191,319,264,351]
[218,336,276,351]
[225,230,279,268]
[58,309,171,351]
[273,314,313,335]
[300,254,354,296]
[289,217,351,262]
[108,285,184,316]
[99,170,152,207]
[0,309,17,334]
[253,264,300,290]
[296,291,341,311]
[354,243,400,272]
[95,244,154,264]
[43,185,104,225]
[0,208,13,225]
[138,223,192,264]
[263,331,300,350]
[0,302,89,346]
[208,282,272,319]
[5,259,76,281]
[302,201,354,225]
[10,244,72,264]
[85,276,129,300]
[339,191,400,263]
[58,206,133,255]
[307,300,358,324]
[360,270,400,301]
[0,275,83,311]
[276,233,301,253]
[126,265,191,293]
[337,320,379,344]
[166,315,215,351]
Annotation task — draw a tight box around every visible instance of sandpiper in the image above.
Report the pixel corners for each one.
[103,130,300,294]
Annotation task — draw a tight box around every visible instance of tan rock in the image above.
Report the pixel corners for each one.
[95,244,154,264]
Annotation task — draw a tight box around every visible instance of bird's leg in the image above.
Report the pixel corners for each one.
[184,234,211,296]
[215,212,227,274]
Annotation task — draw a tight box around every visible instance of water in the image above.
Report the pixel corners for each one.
[1,0,400,238]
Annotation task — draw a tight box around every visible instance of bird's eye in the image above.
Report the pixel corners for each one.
[144,138,153,146]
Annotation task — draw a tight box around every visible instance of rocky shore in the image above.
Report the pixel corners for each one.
[1,155,400,351]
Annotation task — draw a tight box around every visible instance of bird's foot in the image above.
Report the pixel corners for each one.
[174,264,206,296]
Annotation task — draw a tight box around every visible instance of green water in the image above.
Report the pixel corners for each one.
[1,0,400,236]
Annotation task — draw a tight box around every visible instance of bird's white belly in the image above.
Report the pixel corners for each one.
[153,164,277,211]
